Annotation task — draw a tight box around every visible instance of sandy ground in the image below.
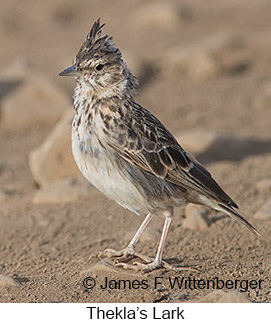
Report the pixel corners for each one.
[0,0,271,303]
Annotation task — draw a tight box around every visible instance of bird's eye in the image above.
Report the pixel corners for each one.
[96,64,105,71]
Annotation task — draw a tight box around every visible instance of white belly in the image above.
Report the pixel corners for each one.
[71,129,147,215]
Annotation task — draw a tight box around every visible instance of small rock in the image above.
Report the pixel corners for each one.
[255,179,271,192]
[254,199,271,219]
[253,81,271,111]
[160,32,248,81]
[0,59,27,101]
[0,191,8,204]
[196,290,251,303]
[183,204,209,231]
[0,59,28,80]
[32,177,92,204]
[176,129,218,155]
[133,2,187,29]
[0,275,20,287]
[176,128,249,159]
[29,110,80,187]
[81,258,122,276]
[1,71,70,129]
[185,52,218,82]
[80,258,144,278]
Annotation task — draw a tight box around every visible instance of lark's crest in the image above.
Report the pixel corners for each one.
[76,18,120,64]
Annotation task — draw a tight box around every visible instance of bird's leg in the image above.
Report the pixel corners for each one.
[100,213,154,261]
[116,210,173,271]
[116,210,198,272]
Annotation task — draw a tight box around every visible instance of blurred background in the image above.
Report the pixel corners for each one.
[0,0,271,303]
[1,0,271,133]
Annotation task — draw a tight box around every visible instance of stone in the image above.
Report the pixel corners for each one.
[81,258,122,276]
[255,179,271,192]
[176,129,218,155]
[0,191,8,204]
[81,258,154,302]
[0,59,27,103]
[253,81,271,111]
[1,71,70,129]
[185,52,218,82]
[254,199,271,219]
[80,258,144,278]
[183,204,209,231]
[0,59,28,81]
[29,110,80,187]
[196,290,251,303]
[133,2,187,29]
[0,274,20,287]
[32,177,92,204]
[176,128,249,158]
[160,32,248,81]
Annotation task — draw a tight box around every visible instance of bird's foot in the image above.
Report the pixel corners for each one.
[115,260,159,272]
[99,247,155,266]
[116,258,198,273]
[99,246,136,263]
[99,248,198,273]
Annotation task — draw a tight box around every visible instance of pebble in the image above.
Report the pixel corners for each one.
[0,191,8,204]
[176,128,248,158]
[255,179,271,192]
[29,110,80,187]
[132,2,189,30]
[80,258,144,278]
[0,59,28,81]
[1,71,70,129]
[0,274,20,287]
[183,204,209,231]
[160,32,248,81]
[253,81,271,111]
[0,59,27,101]
[176,129,218,155]
[32,177,92,204]
[254,199,271,219]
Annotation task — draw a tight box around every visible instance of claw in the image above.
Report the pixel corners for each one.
[98,247,198,273]
[115,260,160,272]
[99,248,125,258]
[98,247,135,260]
[116,259,198,273]
[160,260,199,273]
[114,254,134,264]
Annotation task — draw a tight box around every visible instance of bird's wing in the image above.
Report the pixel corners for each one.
[107,102,237,208]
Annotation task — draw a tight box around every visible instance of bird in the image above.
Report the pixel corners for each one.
[59,18,260,272]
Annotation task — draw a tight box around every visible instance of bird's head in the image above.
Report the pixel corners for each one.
[59,18,138,97]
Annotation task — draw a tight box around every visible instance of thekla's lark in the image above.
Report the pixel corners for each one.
[59,19,259,272]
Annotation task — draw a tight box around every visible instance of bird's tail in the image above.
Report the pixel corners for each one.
[217,203,260,236]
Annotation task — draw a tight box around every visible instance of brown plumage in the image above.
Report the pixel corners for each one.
[59,18,259,272]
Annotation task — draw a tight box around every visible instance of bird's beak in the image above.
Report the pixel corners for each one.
[59,64,81,77]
